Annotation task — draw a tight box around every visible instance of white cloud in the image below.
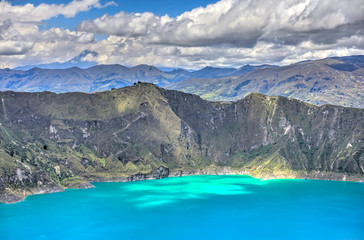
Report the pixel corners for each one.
[79,12,160,37]
[0,40,33,55]
[0,0,109,67]
[75,0,364,69]
[79,0,364,47]
[0,0,115,22]
[0,0,363,69]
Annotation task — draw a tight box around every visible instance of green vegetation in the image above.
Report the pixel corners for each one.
[0,82,363,203]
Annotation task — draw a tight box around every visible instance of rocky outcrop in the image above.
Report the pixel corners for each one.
[154,166,169,179]
[127,166,170,181]
[0,184,64,204]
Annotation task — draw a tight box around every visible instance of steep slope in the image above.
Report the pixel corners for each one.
[167,56,364,108]
[228,64,277,76]
[0,83,363,203]
[189,66,237,78]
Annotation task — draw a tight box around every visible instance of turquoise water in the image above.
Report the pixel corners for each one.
[1,175,364,240]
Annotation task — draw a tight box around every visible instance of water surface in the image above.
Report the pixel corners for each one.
[1,175,364,239]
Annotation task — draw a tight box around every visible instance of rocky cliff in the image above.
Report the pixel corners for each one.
[0,83,363,203]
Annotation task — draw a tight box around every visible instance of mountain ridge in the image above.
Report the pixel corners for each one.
[0,62,272,93]
[168,56,364,108]
[14,50,99,70]
[1,55,363,108]
[0,83,363,203]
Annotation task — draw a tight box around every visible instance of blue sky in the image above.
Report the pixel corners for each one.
[0,0,363,69]
[11,0,218,30]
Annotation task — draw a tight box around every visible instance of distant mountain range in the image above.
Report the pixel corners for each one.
[1,54,363,108]
[168,55,364,108]
[0,59,273,93]
[14,50,99,70]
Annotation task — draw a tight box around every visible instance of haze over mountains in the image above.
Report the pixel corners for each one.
[169,55,364,108]
[0,59,274,92]
[14,50,99,71]
[0,55,363,108]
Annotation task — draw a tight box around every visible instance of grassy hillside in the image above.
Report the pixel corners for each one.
[0,83,363,203]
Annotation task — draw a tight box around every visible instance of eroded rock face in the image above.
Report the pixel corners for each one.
[154,166,169,179]
[127,173,148,182]
[127,166,169,181]
[0,83,363,203]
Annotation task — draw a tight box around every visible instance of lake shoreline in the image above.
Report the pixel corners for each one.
[1,167,364,204]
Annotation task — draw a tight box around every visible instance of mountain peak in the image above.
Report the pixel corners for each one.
[132,64,162,72]
[14,50,98,70]
[70,50,98,63]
